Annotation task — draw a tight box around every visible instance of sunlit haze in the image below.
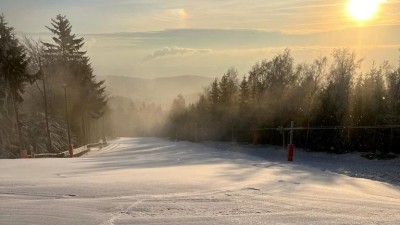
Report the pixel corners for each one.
[348,0,386,21]
[2,0,400,77]
[2,1,400,224]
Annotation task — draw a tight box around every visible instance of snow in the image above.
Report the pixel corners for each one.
[1,137,399,225]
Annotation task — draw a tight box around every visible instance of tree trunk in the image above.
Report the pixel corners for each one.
[11,91,24,152]
[101,116,106,143]
[42,73,52,152]
[81,111,86,145]
[87,116,91,144]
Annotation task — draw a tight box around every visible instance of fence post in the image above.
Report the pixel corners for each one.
[288,121,294,161]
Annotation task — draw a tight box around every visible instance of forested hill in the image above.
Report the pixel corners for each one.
[99,75,213,106]
[1,14,107,158]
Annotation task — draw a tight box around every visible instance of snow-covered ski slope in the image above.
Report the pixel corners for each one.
[1,137,399,225]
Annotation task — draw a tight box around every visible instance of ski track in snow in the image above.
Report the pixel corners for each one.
[99,200,143,225]
[1,137,399,225]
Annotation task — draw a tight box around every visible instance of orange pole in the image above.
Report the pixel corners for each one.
[287,144,294,161]
[68,144,74,158]
[20,149,28,158]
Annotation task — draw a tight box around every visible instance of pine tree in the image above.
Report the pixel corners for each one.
[169,94,187,139]
[42,15,107,145]
[0,15,32,156]
[219,67,238,106]
[386,63,400,123]
[43,14,85,61]
[208,78,220,115]
[239,75,249,108]
[74,57,107,143]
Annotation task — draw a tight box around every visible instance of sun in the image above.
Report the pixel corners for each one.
[178,9,188,18]
[347,0,386,21]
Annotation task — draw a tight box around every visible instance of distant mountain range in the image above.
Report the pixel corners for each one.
[98,75,214,108]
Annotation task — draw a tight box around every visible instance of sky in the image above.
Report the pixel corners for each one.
[2,0,400,78]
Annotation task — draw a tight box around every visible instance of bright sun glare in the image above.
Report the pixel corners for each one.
[348,0,386,21]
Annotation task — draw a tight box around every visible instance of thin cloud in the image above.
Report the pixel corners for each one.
[4,0,400,34]
[143,46,212,62]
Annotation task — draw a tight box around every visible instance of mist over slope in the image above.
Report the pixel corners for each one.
[99,75,213,107]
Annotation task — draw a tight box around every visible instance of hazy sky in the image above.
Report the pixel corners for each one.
[2,0,400,78]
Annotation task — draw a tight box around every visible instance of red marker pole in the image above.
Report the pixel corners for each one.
[68,144,74,158]
[20,149,28,158]
[288,144,294,161]
[287,121,294,162]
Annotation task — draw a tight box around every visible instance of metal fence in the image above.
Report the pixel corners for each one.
[27,142,108,158]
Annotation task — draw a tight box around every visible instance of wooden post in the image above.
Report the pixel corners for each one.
[289,121,294,145]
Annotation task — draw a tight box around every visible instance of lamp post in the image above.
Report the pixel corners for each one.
[63,84,73,157]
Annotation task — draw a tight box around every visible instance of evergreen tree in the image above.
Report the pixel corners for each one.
[42,15,107,145]
[196,94,209,125]
[0,15,32,156]
[208,78,220,116]
[386,64,400,123]
[43,14,85,61]
[239,75,249,108]
[219,67,239,106]
[168,94,187,139]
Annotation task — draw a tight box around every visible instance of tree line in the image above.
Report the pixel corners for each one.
[166,49,400,155]
[107,96,165,138]
[0,14,107,158]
